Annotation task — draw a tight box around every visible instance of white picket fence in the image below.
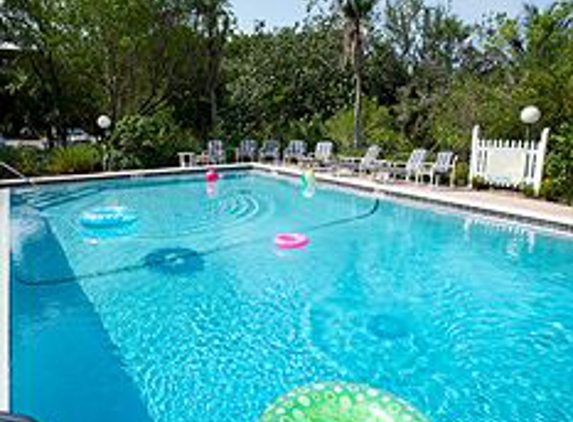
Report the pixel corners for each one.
[469,125,550,194]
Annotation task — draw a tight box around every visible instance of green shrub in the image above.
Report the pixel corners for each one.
[0,146,21,178]
[454,162,469,187]
[471,176,489,191]
[539,179,560,202]
[0,146,46,178]
[521,184,537,198]
[108,111,199,170]
[285,115,327,143]
[325,98,406,155]
[17,147,47,176]
[542,124,573,204]
[47,145,101,175]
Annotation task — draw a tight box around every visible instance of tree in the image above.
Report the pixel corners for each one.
[0,0,233,140]
[338,0,378,147]
[222,19,351,140]
[0,0,100,144]
[71,0,201,121]
[194,0,233,129]
[384,0,471,143]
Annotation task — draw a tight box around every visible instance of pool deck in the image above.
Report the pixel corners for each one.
[253,163,573,235]
[0,189,10,410]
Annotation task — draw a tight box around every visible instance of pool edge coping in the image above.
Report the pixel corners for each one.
[0,164,252,188]
[1,162,571,235]
[0,188,10,411]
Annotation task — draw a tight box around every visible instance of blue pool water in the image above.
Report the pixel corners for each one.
[9,172,573,422]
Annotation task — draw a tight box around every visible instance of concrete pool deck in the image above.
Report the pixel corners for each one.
[254,163,573,235]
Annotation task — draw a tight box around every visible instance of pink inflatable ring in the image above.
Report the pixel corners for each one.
[275,233,310,250]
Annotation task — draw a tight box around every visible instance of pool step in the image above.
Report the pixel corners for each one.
[0,412,40,422]
[17,186,105,210]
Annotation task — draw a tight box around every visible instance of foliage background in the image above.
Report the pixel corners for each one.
[0,0,572,201]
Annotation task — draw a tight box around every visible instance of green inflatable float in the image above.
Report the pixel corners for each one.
[260,382,430,422]
[300,170,316,198]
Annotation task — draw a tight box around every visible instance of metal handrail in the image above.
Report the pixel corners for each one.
[0,161,37,187]
[0,412,40,422]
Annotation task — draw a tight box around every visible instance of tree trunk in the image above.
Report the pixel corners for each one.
[210,87,218,127]
[353,70,363,149]
[352,19,364,149]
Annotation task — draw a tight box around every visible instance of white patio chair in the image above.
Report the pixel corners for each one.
[206,140,226,164]
[283,140,307,164]
[385,149,428,182]
[236,139,258,162]
[258,139,281,163]
[337,145,382,176]
[303,141,334,169]
[421,151,458,186]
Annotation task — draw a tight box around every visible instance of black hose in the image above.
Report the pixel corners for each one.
[17,198,381,287]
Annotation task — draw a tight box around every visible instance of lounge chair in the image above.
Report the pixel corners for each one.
[383,149,428,182]
[259,139,281,163]
[236,139,258,162]
[206,139,226,164]
[303,141,335,169]
[283,140,307,164]
[337,145,382,176]
[420,151,458,186]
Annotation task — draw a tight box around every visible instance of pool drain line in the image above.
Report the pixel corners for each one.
[16,198,380,287]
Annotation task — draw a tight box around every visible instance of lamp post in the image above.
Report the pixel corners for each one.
[97,114,112,133]
[520,106,541,140]
[97,115,112,170]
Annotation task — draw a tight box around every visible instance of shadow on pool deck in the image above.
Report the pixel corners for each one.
[11,209,153,422]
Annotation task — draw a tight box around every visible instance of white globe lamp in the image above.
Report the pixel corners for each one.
[520,106,541,140]
[520,106,541,125]
[97,114,112,130]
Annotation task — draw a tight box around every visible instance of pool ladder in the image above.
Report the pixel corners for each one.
[0,412,40,422]
[0,161,38,188]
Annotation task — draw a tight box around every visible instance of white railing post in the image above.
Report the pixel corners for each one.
[469,125,480,187]
[533,128,550,194]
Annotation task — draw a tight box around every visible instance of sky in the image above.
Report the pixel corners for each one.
[231,0,555,31]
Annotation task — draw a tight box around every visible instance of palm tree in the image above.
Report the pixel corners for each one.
[339,0,378,148]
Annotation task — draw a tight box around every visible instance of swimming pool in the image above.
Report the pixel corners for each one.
[8,171,573,422]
